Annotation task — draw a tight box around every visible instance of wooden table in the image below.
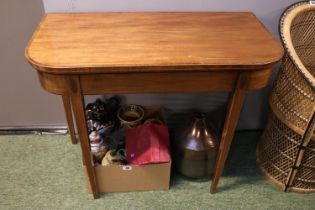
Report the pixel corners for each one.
[25,12,283,199]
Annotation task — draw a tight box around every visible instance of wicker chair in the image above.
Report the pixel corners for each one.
[256,1,315,193]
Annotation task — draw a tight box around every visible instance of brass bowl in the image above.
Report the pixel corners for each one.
[117,105,144,127]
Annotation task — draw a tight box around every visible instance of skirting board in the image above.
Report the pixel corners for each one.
[0,126,68,135]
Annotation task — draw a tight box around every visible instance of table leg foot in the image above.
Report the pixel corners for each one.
[210,186,217,194]
[210,73,247,193]
[93,193,101,199]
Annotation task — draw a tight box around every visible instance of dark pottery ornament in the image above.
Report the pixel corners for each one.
[85,96,120,131]
[174,112,217,178]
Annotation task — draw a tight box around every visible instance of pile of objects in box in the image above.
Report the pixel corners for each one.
[85,96,170,167]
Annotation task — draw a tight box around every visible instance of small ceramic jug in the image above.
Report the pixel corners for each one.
[174,112,217,178]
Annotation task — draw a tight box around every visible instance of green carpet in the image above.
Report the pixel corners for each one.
[0,132,313,210]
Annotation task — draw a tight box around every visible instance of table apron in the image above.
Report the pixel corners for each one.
[80,71,237,94]
[37,68,272,95]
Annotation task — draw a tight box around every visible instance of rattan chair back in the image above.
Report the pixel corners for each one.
[275,1,315,132]
[257,1,315,193]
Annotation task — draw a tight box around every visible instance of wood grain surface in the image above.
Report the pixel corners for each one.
[26,12,283,74]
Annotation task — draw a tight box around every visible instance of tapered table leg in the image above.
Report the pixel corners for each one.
[70,76,100,199]
[62,95,77,144]
[210,73,247,193]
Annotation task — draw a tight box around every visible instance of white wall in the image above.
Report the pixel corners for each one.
[44,0,297,35]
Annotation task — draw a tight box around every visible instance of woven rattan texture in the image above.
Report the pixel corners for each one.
[291,10,315,78]
[270,54,315,132]
[258,112,315,192]
[257,1,315,193]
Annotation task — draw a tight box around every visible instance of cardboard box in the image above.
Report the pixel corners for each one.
[83,106,171,193]
[84,162,171,193]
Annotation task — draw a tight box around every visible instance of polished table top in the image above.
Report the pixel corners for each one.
[26,12,283,74]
